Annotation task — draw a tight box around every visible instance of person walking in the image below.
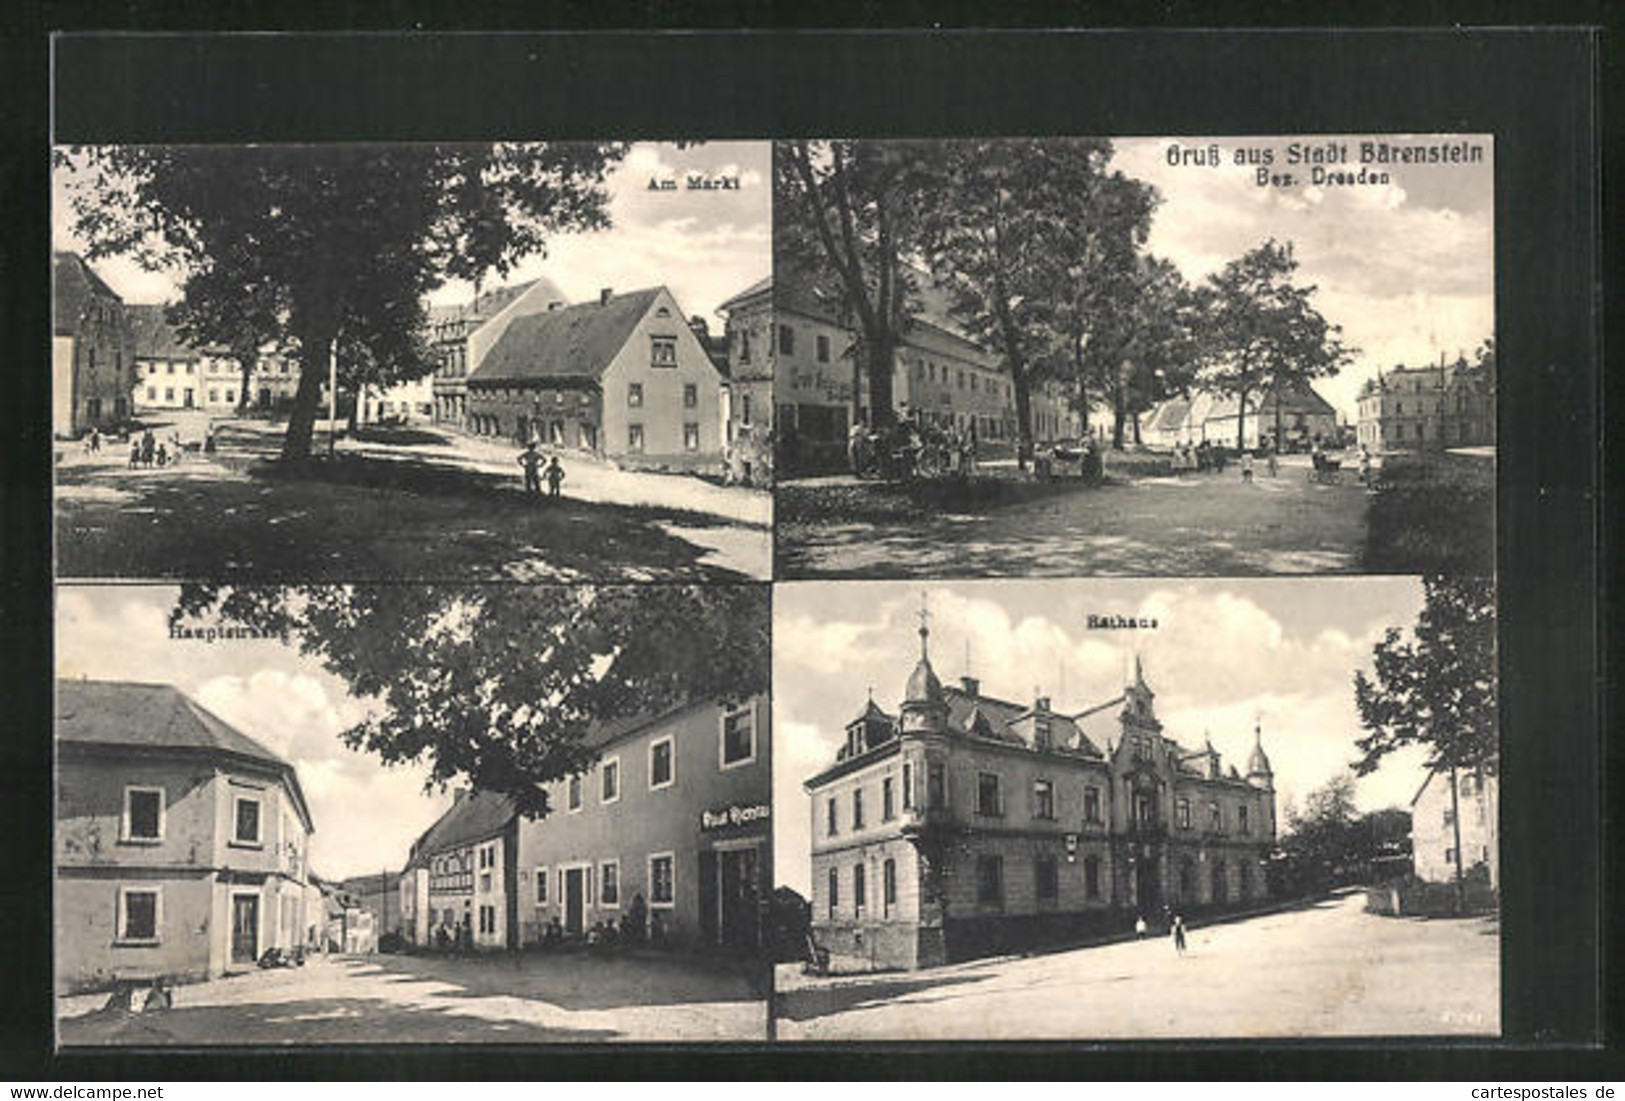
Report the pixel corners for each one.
[517,440,544,495]
[140,428,155,468]
[1266,448,1279,478]
[1135,914,1147,940]
[1173,915,1187,955]
[545,455,566,500]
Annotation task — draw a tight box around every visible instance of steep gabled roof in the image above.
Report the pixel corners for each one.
[469,288,664,385]
[942,685,1103,757]
[468,276,569,323]
[56,678,312,831]
[407,790,518,866]
[127,303,203,360]
[718,276,771,313]
[53,252,123,337]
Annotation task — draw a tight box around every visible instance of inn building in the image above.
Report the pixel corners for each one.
[515,694,771,951]
[804,621,1276,971]
[1356,356,1496,453]
[773,265,1083,473]
[55,679,315,992]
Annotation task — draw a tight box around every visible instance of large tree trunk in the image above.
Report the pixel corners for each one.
[865,332,895,428]
[1010,362,1033,470]
[1132,410,1142,446]
[1448,765,1465,916]
[1072,333,1090,437]
[1112,390,1127,450]
[281,351,328,462]
[1236,387,1250,451]
[237,357,254,416]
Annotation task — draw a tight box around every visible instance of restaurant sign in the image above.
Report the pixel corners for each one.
[701,803,771,831]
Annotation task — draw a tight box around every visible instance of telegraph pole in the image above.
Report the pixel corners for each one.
[327,336,338,457]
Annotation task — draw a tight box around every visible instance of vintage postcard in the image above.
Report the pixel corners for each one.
[54,583,772,1045]
[771,578,1498,1040]
[771,136,1494,580]
[51,141,773,583]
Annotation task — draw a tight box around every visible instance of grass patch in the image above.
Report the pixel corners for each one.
[777,474,1100,526]
[1362,451,1495,574]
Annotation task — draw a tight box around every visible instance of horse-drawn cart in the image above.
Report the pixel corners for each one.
[1307,452,1343,485]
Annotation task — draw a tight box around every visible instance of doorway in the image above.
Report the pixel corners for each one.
[230,893,259,965]
[563,867,586,935]
[1134,856,1161,915]
[718,846,761,949]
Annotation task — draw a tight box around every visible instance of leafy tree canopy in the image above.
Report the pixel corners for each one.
[171,584,769,818]
[1353,574,1497,778]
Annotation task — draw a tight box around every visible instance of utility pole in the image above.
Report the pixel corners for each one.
[327,336,338,457]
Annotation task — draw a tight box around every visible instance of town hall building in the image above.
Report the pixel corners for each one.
[804,619,1276,971]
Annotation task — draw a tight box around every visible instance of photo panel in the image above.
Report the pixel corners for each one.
[54,582,772,1046]
[771,577,1498,1041]
[51,141,773,584]
[771,136,1495,581]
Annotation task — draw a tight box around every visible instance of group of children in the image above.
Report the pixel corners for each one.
[517,441,567,500]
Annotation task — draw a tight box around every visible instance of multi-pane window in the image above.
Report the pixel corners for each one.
[1209,802,1223,832]
[123,787,163,842]
[883,858,897,916]
[828,867,839,917]
[602,758,620,803]
[853,863,867,914]
[852,789,865,830]
[650,738,674,789]
[600,861,620,907]
[1033,779,1055,820]
[628,424,645,453]
[977,855,1004,905]
[977,772,1003,817]
[722,707,755,766]
[777,324,795,356]
[118,887,160,942]
[882,777,895,821]
[816,334,830,363]
[683,423,700,452]
[1238,804,1250,835]
[651,336,678,367]
[233,796,261,845]
[536,868,548,905]
[628,383,644,407]
[1176,797,1192,830]
[649,854,675,906]
[1036,856,1059,901]
[683,383,698,408]
[1084,786,1101,824]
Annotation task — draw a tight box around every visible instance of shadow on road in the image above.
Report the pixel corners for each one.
[56,453,760,583]
[776,972,991,1022]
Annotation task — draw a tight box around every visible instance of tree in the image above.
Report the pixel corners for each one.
[917,138,1116,467]
[775,140,931,429]
[1353,574,1497,910]
[1034,168,1160,443]
[1202,239,1354,451]
[170,584,769,818]
[56,143,628,461]
[1279,773,1361,895]
[165,247,287,416]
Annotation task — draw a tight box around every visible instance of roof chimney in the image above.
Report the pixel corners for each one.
[599,287,613,307]
[1036,695,1051,713]
[960,675,980,697]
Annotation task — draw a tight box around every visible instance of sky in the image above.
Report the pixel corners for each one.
[1110,135,1495,422]
[56,586,454,881]
[51,141,769,332]
[772,577,1435,897]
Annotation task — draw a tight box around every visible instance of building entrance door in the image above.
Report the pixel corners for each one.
[563,867,585,935]
[183,388,194,408]
[231,893,259,965]
[1134,857,1161,915]
[718,846,760,949]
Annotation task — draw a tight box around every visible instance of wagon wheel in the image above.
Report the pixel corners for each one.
[916,447,947,480]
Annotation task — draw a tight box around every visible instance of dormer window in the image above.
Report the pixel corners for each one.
[1034,716,1052,751]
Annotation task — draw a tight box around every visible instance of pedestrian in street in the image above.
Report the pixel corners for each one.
[1173,915,1187,955]
[517,440,544,495]
[129,439,142,469]
[1266,449,1279,478]
[1135,914,1147,940]
[1359,444,1372,487]
[140,428,155,468]
[545,455,566,500]
[1241,449,1255,483]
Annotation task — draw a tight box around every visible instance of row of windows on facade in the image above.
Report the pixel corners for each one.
[429,850,681,930]
[627,382,700,409]
[143,360,294,377]
[119,784,272,850]
[824,853,1108,920]
[564,708,756,813]
[825,768,1251,836]
[776,322,1012,399]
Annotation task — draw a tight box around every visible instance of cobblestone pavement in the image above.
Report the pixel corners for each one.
[776,893,1499,1040]
[59,950,769,1045]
